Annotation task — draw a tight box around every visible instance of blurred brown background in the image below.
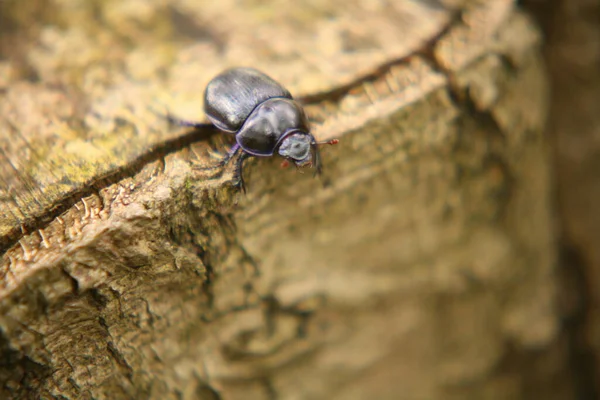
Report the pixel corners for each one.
[525,0,600,397]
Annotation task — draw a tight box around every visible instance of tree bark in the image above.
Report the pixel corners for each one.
[0,1,573,399]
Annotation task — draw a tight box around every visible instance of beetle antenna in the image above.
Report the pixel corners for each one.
[313,139,339,146]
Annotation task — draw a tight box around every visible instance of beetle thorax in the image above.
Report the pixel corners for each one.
[235,98,311,156]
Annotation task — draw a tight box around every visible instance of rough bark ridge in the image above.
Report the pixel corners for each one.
[0,1,573,399]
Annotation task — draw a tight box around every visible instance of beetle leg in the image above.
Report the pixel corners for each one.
[165,114,213,130]
[218,143,241,167]
[312,145,323,177]
[311,138,337,177]
[209,144,249,193]
[149,105,213,130]
[197,143,240,171]
[233,152,251,194]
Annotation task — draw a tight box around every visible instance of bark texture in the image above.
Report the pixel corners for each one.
[0,1,574,399]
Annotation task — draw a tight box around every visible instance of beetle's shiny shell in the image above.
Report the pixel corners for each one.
[204,67,292,132]
[236,97,310,156]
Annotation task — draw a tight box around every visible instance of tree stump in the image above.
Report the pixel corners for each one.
[0,1,571,399]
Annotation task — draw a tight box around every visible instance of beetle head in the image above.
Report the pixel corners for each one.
[277,132,316,170]
[277,132,338,175]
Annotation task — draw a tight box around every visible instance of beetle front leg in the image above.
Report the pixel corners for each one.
[196,143,240,172]
[205,144,250,193]
[217,143,241,167]
[233,152,251,194]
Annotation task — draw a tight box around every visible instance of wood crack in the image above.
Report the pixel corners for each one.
[0,126,219,255]
[0,11,464,258]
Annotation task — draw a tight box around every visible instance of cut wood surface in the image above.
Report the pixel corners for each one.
[0,1,572,399]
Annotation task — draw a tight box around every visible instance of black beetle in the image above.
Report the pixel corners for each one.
[169,67,337,191]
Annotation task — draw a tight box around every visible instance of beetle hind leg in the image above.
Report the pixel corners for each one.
[149,105,213,130]
[164,112,212,130]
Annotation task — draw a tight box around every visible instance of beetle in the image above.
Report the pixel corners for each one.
[169,67,337,192]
